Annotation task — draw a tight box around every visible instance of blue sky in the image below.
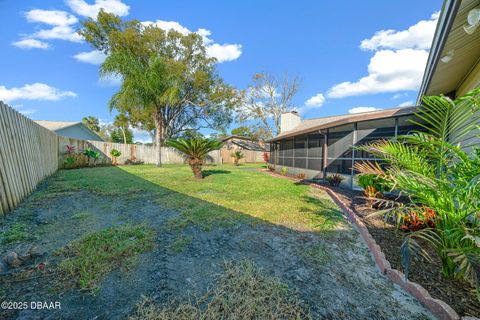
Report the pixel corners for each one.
[0,0,442,142]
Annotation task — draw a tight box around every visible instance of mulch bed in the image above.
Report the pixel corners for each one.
[326,185,480,318]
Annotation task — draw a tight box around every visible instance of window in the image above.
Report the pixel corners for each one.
[356,118,395,159]
[327,124,354,159]
[308,133,323,158]
[294,136,307,157]
[326,159,352,174]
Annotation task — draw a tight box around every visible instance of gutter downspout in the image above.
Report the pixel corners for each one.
[319,130,328,181]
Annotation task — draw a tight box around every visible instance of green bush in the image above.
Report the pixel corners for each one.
[326,174,343,187]
[356,88,480,298]
[280,167,288,176]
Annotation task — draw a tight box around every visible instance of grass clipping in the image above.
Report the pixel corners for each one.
[58,224,154,290]
[131,260,310,320]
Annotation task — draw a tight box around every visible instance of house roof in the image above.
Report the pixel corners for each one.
[34,120,104,141]
[222,135,266,151]
[268,106,416,142]
[34,120,81,131]
[417,0,480,101]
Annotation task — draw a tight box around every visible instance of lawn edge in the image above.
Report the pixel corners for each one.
[260,169,463,320]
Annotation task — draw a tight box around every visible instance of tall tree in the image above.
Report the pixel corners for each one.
[82,116,101,133]
[111,127,133,143]
[113,113,130,144]
[238,73,300,138]
[79,11,239,166]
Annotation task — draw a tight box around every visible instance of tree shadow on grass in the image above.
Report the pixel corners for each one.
[0,165,435,320]
[202,169,231,177]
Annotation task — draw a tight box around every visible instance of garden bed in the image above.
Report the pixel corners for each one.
[327,185,480,318]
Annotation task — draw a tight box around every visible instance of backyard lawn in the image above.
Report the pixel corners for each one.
[0,164,433,319]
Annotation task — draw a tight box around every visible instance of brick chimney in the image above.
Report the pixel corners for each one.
[280,111,301,133]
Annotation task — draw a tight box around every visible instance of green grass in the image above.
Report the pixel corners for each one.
[41,164,343,232]
[1,223,33,244]
[58,224,155,291]
[169,235,193,253]
[130,259,310,320]
[71,212,92,220]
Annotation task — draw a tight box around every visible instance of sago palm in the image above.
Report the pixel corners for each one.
[231,150,244,166]
[166,138,222,179]
[354,88,480,296]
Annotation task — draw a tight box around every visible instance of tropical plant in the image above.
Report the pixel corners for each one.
[83,148,101,166]
[326,174,344,187]
[296,173,306,180]
[358,174,390,198]
[63,145,79,169]
[110,149,122,165]
[280,167,288,176]
[263,151,269,165]
[166,138,222,179]
[354,88,480,297]
[231,151,244,166]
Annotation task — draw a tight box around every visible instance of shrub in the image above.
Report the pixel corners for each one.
[263,151,269,164]
[400,207,438,232]
[296,173,306,180]
[166,138,223,179]
[110,149,121,165]
[83,148,101,166]
[231,150,244,166]
[63,145,80,169]
[355,88,480,296]
[280,167,288,176]
[326,174,343,187]
[358,173,390,198]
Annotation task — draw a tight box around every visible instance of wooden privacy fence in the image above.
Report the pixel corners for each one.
[0,102,58,216]
[0,101,267,215]
[220,149,264,164]
[57,137,221,168]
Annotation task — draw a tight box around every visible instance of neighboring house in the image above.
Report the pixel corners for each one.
[35,121,104,141]
[221,135,267,163]
[267,108,421,189]
[267,0,480,189]
[417,0,480,149]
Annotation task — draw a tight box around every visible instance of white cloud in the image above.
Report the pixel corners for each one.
[32,25,83,42]
[327,13,437,99]
[327,49,429,98]
[66,0,130,19]
[12,38,50,49]
[0,83,77,103]
[206,43,242,63]
[398,100,414,107]
[392,93,408,99]
[74,50,106,64]
[304,93,325,107]
[360,12,439,51]
[25,9,78,26]
[348,107,381,114]
[143,20,191,35]
[143,19,242,63]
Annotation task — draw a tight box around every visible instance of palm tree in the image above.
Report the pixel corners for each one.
[231,150,244,166]
[166,138,223,179]
[354,88,480,293]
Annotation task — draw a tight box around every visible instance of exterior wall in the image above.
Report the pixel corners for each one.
[457,65,480,153]
[270,114,423,190]
[56,125,103,141]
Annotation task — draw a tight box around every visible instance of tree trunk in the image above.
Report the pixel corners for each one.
[121,128,127,144]
[189,158,203,179]
[154,114,163,167]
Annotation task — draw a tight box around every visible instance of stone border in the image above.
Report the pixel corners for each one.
[260,169,465,320]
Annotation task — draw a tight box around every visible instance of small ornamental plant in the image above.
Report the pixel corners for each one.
[263,152,269,164]
[231,151,245,166]
[280,167,288,176]
[400,207,438,232]
[110,149,122,165]
[326,174,343,187]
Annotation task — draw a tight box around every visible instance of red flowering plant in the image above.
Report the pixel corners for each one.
[400,207,438,232]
